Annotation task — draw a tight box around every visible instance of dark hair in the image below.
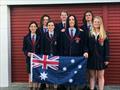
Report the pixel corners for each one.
[28,21,39,34]
[66,15,78,29]
[82,10,94,24]
[46,20,55,26]
[40,14,50,28]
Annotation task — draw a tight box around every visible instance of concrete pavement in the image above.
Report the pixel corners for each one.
[0,83,120,90]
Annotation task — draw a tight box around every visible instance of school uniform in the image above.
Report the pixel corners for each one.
[23,33,42,73]
[55,23,66,90]
[39,27,48,34]
[55,22,65,32]
[60,28,87,90]
[87,33,109,70]
[40,31,59,90]
[80,23,92,32]
[42,31,59,56]
[39,27,48,40]
[61,28,87,56]
[39,27,48,39]
[55,22,66,55]
[80,23,92,45]
[80,23,92,90]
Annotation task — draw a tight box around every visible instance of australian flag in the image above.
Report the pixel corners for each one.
[31,54,87,85]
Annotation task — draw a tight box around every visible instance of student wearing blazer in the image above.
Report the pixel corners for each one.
[87,16,109,90]
[80,10,95,90]
[80,10,94,43]
[42,21,59,90]
[61,15,88,90]
[39,14,51,36]
[55,11,68,55]
[80,10,94,33]
[23,21,42,90]
[55,11,68,33]
[43,21,59,56]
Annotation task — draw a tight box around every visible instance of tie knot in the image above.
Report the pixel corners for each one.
[32,35,35,45]
[63,23,66,28]
[32,35,35,39]
[44,28,47,32]
[50,34,53,38]
[71,29,73,33]
[88,25,91,30]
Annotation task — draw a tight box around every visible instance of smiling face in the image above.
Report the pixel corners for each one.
[85,12,93,22]
[60,12,68,22]
[93,18,101,29]
[47,22,55,32]
[29,23,38,34]
[69,16,75,28]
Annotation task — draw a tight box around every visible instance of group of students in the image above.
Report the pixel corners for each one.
[23,10,109,90]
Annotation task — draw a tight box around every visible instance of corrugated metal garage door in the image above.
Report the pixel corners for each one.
[11,4,120,84]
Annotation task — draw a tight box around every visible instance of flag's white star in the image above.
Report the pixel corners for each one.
[69,79,73,83]
[74,71,78,74]
[78,65,82,69]
[63,67,67,71]
[40,72,48,80]
[71,59,75,64]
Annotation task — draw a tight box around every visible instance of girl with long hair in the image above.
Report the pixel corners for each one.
[88,16,109,90]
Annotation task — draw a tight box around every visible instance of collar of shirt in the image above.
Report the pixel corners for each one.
[68,28,76,36]
[62,21,66,24]
[93,32,99,40]
[43,28,48,32]
[31,33,36,40]
[48,31,54,36]
[87,23,92,30]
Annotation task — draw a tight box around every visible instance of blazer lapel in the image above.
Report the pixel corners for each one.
[65,29,71,40]
[27,35,33,46]
[34,35,39,46]
[74,29,78,38]
[46,32,51,41]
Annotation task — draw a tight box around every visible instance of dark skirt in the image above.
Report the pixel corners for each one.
[87,58,108,70]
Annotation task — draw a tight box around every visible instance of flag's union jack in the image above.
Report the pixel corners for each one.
[31,54,59,70]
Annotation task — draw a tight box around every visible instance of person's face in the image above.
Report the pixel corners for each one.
[60,12,68,22]
[47,22,55,32]
[43,16,49,26]
[29,23,37,33]
[93,18,100,29]
[69,16,75,27]
[85,12,93,22]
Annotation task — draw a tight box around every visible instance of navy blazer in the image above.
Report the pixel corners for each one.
[60,28,87,56]
[80,23,91,50]
[23,33,42,63]
[39,27,47,37]
[42,31,59,56]
[88,35,109,62]
[80,23,89,32]
[55,22,64,32]
[55,22,65,55]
